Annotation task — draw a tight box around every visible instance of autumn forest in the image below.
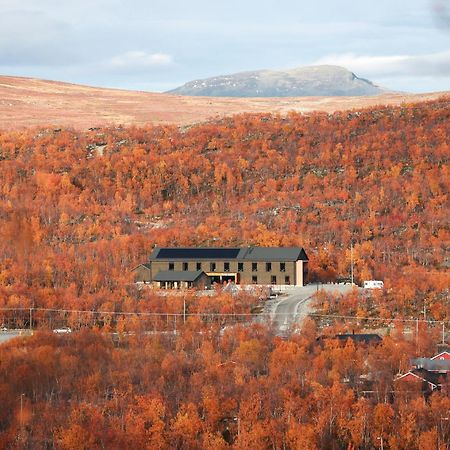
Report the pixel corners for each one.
[0,97,449,448]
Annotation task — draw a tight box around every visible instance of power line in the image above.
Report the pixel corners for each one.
[0,307,448,325]
[309,313,449,325]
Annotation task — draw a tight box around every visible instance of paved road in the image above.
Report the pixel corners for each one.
[0,330,33,344]
[270,284,356,335]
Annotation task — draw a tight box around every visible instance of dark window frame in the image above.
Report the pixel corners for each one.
[266,262,272,272]
[210,262,216,272]
[182,262,188,271]
[196,262,202,271]
[271,275,277,285]
[224,262,230,272]
[252,262,258,272]
[168,262,175,271]
[238,262,244,272]
[285,275,290,285]
[252,275,258,284]
[280,262,286,272]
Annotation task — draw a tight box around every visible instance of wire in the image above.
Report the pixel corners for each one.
[0,307,448,324]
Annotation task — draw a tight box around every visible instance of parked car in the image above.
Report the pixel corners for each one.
[53,327,72,334]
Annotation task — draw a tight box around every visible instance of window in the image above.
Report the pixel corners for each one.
[252,276,258,284]
[224,262,230,272]
[271,275,277,284]
[183,262,188,271]
[168,263,174,271]
[210,262,216,271]
[196,262,202,271]
[266,262,272,272]
[280,262,286,272]
[238,262,244,272]
[285,275,290,285]
[252,262,258,272]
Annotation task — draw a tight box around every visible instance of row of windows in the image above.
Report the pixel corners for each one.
[168,262,287,272]
[252,275,290,285]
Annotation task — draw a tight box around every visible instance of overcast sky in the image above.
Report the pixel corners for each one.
[0,0,449,93]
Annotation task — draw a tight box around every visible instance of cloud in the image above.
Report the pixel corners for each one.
[314,51,450,78]
[432,0,450,29]
[106,51,174,72]
[0,9,77,66]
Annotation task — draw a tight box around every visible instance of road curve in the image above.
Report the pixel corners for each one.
[271,284,355,335]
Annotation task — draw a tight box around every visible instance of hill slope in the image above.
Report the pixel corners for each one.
[0,74,446,130]
[0,98,448,319]
[167,65,387,97]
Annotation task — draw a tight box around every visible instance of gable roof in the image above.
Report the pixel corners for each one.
[396,370,439,389]
[413,368,447,386]
[431,351,450,361]
[153,270,206,282]
[150,247,308,262]
[131,263,151,270]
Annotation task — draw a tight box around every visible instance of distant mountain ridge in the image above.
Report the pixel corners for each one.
[167,65,387,97]
[1,74,444,130]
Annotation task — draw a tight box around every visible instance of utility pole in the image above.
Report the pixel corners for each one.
[377,436,384,450]
[350,241,354,285]
[416,318,419,350]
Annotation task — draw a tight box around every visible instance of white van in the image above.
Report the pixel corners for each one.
[363,280,384,289]
[53,327,72,334]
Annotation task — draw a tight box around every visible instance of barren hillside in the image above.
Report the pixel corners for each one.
[0,75,447,130]
[167,65,387,97]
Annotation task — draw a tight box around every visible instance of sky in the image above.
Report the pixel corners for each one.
[0,0,449,93]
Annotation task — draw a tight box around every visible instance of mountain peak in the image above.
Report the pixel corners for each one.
[167,65,387,97]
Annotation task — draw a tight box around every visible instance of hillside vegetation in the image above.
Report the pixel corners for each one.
[0,97,449,450]
[0,325,448,449]
[0,98,448,319]
[0,74,444,130]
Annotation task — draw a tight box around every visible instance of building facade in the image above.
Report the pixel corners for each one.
[153,270,211,290]
[133,247,309,287]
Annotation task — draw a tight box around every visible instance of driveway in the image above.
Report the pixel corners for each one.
[268,284,355,335]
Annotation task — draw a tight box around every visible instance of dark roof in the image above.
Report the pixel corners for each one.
[154,248,242,260]
[153,270,206,282]
[150,247,308,262]
[411,368,447,386]
[411,358,450,372]
[242,247,308,262]
[334,334,382,345]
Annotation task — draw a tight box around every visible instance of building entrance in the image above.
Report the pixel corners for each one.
[207,273,239,285]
